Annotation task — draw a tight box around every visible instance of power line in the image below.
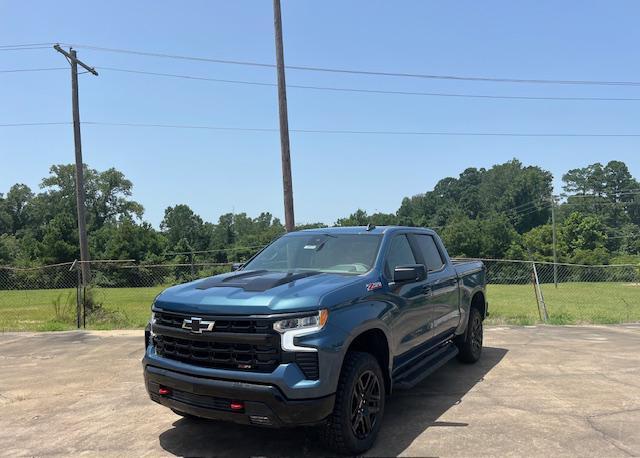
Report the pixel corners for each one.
[0,67,67,73]
[4,63,640,102]
[0,42,56,48]
[7,120,640,138]
[0,46,52,51]
[60,42,640,87]
[506,202,552,220]
[567,190,640,198]
[0,122,71,127]
[81,122,640,137]
[607,234,639,239]
[97,67,640,102]
[503,197,550,214]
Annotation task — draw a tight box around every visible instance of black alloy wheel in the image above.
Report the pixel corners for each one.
[350,370,382,440]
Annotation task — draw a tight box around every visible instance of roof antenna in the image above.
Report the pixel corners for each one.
[366,223,375,231]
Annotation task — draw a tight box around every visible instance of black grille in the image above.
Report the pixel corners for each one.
[154,311,272,334]
[154,334,280,373]
[295,352,319,379]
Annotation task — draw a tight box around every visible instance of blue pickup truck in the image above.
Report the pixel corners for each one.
[143,226,486,454]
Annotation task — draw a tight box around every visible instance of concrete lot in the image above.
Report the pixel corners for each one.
[1,325,639,457]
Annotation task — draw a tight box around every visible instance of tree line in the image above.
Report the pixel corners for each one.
[1,159,639,268]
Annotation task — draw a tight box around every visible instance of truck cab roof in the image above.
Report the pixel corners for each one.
[296,226,438,236]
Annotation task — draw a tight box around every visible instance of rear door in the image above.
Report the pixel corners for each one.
[411,233,460,339]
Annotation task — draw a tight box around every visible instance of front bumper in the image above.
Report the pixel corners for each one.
[144,364,334,427]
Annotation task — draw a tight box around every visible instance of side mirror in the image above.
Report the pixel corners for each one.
[231,262,244,271]
[393,264,427,283]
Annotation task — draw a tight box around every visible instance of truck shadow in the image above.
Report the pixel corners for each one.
[158,346,507,457]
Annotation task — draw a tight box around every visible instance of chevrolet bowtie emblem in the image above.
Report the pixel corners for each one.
[182,317,215,333]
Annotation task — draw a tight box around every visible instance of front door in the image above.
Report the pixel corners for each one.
[411,233,460,339]
[383,233,432,361]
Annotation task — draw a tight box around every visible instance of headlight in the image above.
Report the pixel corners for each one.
[273,309,329,353]
[273,309,329,333]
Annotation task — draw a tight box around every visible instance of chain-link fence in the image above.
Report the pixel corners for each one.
[467,259,640,325]
[0,260,235,332]
[1,258,639,331]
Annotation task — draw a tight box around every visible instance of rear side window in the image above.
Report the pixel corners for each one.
[414,234,445,271]
[385,235,416,278]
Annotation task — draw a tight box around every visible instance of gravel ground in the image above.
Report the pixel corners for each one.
[1,324,639,457]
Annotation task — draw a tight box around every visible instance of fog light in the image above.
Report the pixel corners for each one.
[158,387,171,396]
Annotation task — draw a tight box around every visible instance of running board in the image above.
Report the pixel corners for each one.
[393,343,459,390]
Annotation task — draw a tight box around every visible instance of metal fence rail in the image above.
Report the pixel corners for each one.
[1,258,639,331]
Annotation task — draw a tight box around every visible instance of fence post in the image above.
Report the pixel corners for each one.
[189,251,195,280]
[530,262,543,322]
[71,260,81,329]
[83,281,87,329]
[532,262,549,323]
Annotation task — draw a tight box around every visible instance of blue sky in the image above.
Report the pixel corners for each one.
[1,1,639,227]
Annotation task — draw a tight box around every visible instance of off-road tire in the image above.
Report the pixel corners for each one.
[320,351,386,455]
[456,307,483,363]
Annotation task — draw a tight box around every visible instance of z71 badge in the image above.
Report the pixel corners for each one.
[366,281,383,292]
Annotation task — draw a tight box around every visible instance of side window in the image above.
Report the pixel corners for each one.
[385,235,416,278]
[415,234,445,271]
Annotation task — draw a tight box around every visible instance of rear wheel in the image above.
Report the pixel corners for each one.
[320,351,386,455]
[456,307,483,363]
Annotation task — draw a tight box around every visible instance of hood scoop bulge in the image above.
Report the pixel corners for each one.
[196,270,322,292]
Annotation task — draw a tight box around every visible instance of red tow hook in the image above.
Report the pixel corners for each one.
[230,401,245,411]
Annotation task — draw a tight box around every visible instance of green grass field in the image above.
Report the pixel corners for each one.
[1,282,639,331]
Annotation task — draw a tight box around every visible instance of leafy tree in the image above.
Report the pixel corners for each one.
[3,184,34,234]
[39,213,79,263]
[0,234,20,264]
[560,212,608,263]
[396,159,552,233]
[160,204,211,251]
[516,224,566,262]
[336,209,371,226]
[441,213,519,258]
[0,194,12,234]
[35,164,143,232]
[92,219,166,261]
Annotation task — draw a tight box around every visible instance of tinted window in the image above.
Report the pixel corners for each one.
[385,235,416,278]
[415,234,445,271]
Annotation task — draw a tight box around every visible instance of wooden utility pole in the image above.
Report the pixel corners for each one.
[273,0,295,231]
[54,44,98,285]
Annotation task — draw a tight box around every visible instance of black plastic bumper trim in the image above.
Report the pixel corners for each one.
[144,364,334,426]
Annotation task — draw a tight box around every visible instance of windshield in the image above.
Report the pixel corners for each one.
[243,233,382,274]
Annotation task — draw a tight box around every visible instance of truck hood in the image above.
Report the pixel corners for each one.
[153,269,365,315]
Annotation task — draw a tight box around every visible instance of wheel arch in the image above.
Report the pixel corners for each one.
[343,327,392,394]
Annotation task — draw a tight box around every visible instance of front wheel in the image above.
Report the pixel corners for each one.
[320,351,386,455]
[456,307,483,363]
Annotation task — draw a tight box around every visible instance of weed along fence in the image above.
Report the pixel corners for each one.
[1,259,639,331]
